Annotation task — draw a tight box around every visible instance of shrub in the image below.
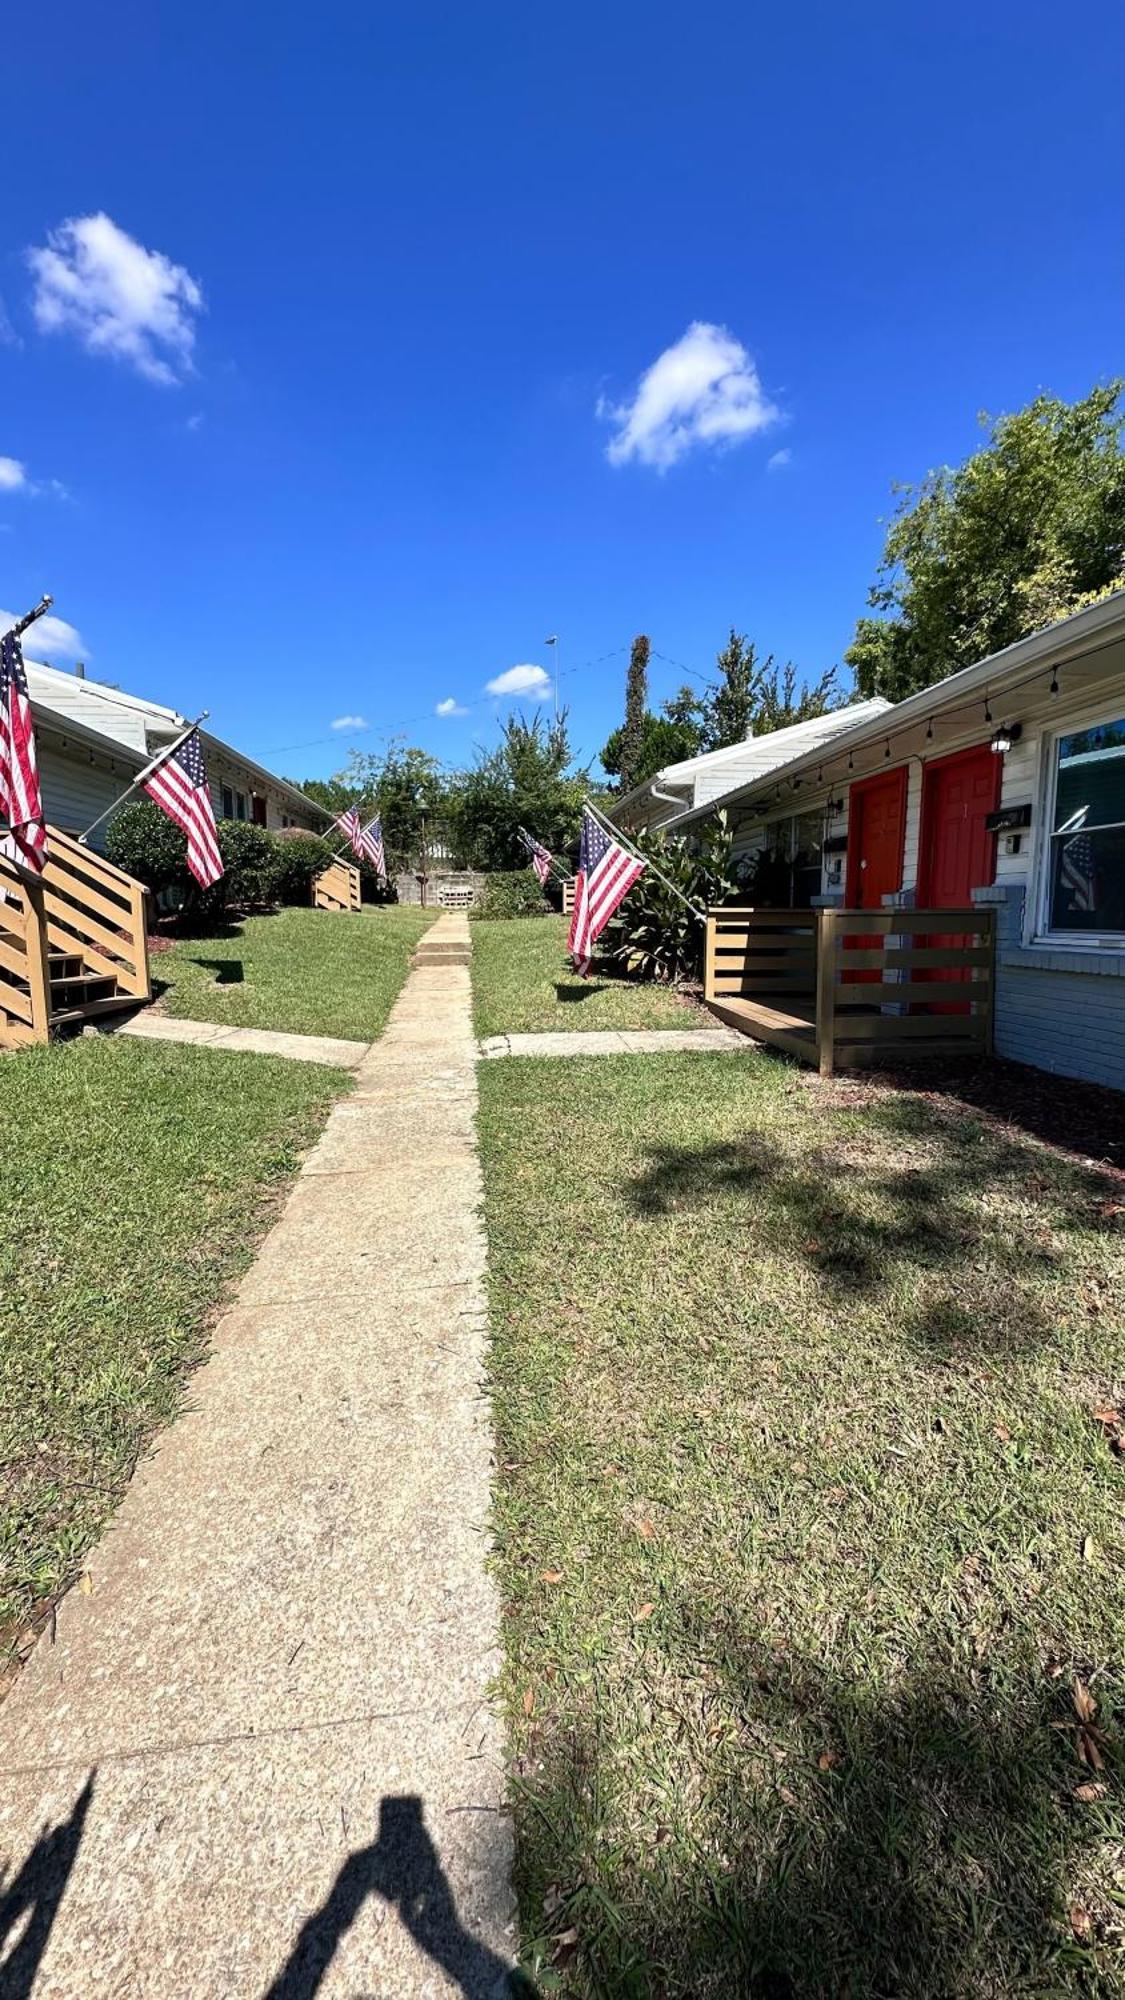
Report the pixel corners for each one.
[472,870,551,920]
[105,800,188,897]
[598,813,745,982]
[272,828,337,905]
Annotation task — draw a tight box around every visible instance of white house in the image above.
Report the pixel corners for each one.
[672,591,1125,1092]
[609,699,891,833]
[24,658,328,846]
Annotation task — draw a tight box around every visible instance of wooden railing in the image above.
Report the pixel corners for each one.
[706,906,818,1005]
[0,856,52,1045]
[0,827,150,1049]
[40,826,150,1001]
[313,859,361,913]
[705,905,995,1076]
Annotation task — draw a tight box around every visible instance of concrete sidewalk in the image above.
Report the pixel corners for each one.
[0,914,518,1998]
[479,1025,747,1058]
[111,1009,371,1068]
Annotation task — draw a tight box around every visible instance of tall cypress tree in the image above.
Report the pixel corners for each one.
[619,633,650,792]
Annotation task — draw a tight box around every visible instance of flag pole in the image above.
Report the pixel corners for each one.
[8,594,54,640]
[77,711,210,844]
[583,796,707,924]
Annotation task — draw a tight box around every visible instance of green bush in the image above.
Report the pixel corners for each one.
[271,828,337,905]
[107,803,350,917]
[598,814,744,982]
[471,870,551,920]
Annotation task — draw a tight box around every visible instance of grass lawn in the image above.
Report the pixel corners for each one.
[478,1049,1125,1996]
[0,1036,346,1670]
[472,916,707,1037]
[154,904,434,1042]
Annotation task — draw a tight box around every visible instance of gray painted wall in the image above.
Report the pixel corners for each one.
[976,883,1125,1092]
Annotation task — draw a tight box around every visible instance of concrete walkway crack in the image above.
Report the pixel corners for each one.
[0,913,518,1998]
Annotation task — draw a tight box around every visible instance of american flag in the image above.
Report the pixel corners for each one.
[143,728,224,889]
[521,829,554,887]
[567,805,645,975]
[0,628,48,871]
[1059,830,1097,913]
[359,813,386,878]
[333,807,364,859]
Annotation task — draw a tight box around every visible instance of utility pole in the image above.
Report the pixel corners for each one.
[545,634,559,722]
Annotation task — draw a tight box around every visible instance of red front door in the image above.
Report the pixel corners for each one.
[846,768,908,908]
[917,745,1000,908]
[917,744,1000,1007]
[844,767,908,981]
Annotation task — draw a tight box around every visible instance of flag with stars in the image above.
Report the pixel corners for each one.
[567,805,645,975]
[0,628,48,872]
[359,814,386,879]
[520,828,554,886]
[143,728,224,889]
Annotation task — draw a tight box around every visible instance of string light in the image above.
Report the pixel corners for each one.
[926,718,934,741]
[984,691,993,723]
[884,737,891,759]
[1050,667,1060,695]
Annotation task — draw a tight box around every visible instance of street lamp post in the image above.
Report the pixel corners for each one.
[544,634,559,721]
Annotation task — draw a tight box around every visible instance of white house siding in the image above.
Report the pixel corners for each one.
[37,738,138,847]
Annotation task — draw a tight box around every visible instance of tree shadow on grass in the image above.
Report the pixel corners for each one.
[623,1105,1121,1363]
[192,957,245,986]
[517,1652,1118,1996]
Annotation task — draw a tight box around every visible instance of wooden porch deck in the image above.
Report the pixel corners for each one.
[705,906,996,1076]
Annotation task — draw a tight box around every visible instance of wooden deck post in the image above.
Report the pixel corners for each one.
[815,909,837,1078]
[704,912,718,1002]
[23,875,53,1043]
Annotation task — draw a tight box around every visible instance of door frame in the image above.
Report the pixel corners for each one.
[916,743,1001,908]
[845,766,908,908]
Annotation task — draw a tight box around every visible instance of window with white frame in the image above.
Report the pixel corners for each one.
[1043,714,1125,937]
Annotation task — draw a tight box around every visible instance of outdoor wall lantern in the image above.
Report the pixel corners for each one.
[989,722,1023,755]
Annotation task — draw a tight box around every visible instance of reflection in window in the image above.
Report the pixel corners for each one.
[745,811,824,907]
[1048,716,1125,934]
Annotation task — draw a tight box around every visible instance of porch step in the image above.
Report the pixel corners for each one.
[705,995,818,1065]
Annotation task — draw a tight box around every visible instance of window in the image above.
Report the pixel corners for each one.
[236,792,247,822]
[221,785,234,820]
[1044,714,1125,937]
[746,810,824,907]
[251,793,267,827]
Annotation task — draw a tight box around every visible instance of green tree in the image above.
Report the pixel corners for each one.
[446,712,586,871]
[618,634,651,792]
[702,630,841,748]
[289,773,364,814]
[846,382,1125,701]
[600,710,705,788]
[328,744,447,872]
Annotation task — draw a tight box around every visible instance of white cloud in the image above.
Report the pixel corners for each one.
[435,697,469,717]
[0,608,87,661]
[330,714,369,731]
[185,412,204,433]
[600,320,781,471]
[0,457,68,500]
[27,213,204,386]
[485,663,552,700]
[767,447,792,472]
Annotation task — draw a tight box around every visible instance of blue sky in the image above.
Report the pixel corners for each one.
[2,0,1121,782]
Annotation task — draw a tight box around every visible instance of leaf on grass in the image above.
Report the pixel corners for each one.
[791,1459,808,1478]
[1073,1678,1098,1725]
[1082,1535,1096,1562]
[778,1785,798,1807]
[1092,1407,1119,1426]
[634,1602,655,1622]
[993,1421,1011,1443]
[1075,1781,1107,1802]
[1078,1729,1105,1772]
[522,1686,535,1717]
[78,1573,93,1596]
[540,1569,565,1584]
[818,1750,841,1771]
[637,1518,656,1540]
[1069,1902,1093,1943]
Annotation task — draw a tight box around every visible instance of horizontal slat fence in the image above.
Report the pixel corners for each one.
[704,905,996,1076]
[0,857,52,1045]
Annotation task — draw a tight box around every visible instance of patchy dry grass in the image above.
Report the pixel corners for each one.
[0,1036,346,1667]
[472,916,706,1037]
[155,904,433,1041]
[478,1048,1125,1996]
